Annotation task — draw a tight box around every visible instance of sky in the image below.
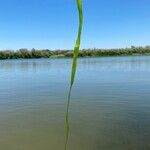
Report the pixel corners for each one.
[0,0,150,50]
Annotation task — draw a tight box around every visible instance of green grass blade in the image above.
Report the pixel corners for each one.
[71,0,83,87]
[64,1,83,150]
[64,88,72,150]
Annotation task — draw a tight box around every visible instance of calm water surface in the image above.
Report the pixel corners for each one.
[0,56,150,150]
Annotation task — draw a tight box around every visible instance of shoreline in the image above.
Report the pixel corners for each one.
[0,47,150,60]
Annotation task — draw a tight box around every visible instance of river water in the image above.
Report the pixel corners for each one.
[0,56,150,150]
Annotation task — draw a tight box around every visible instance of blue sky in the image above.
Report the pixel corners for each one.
[0,0,150,50]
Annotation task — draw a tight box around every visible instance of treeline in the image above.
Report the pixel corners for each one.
[0,46,150,59]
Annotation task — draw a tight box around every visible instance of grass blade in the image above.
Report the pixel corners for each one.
[71,0,83,87]
[64,0,83,150]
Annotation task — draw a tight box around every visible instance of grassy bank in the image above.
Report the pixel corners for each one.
[0,46,150,59]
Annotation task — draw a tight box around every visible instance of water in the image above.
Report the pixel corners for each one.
[0,56,150,150]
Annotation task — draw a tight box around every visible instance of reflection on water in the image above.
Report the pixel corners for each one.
[1,56,150,72]
[0,56,150,150]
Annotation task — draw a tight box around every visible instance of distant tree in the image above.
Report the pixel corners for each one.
[131,46,135,49]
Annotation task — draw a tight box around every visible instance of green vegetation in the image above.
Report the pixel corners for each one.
[1,46,150,60]
[64,0,83,150]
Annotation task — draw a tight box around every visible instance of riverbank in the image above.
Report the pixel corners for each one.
[0,46,150,59]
